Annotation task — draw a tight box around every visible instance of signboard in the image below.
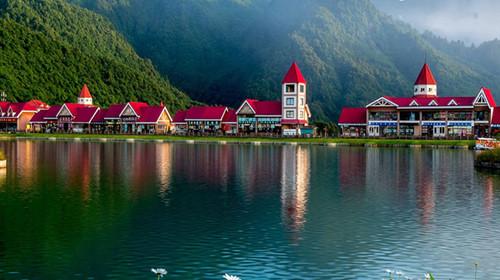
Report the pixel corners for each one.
[448,121,473,127]
[368,121,397,126]
[421,121,446,126]
[283,129,300,136]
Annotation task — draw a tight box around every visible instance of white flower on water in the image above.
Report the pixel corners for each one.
[223,273,241,280]
[424,273,431,280]
[385,269,394,274]
[151,268,168,278]
[395,270,403,276]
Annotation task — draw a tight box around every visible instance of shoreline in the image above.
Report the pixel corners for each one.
[0,133,475,149]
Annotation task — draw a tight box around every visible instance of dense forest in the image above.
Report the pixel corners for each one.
[0,0,192,112]
[74,0,500,121]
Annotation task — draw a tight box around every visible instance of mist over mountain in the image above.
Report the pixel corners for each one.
[0,0,192,111]
[372,0,500,45]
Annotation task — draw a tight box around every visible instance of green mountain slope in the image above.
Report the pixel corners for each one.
[75,0,500,120]
[0,0,191,111]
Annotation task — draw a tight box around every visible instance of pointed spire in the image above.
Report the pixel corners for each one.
[282,62,307,84]
[414,63,437,85]
[79,84,93,98]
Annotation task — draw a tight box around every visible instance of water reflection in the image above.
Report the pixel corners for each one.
[281,145,311,234]
[0,141,500,279]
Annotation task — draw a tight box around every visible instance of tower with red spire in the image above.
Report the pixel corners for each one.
[414,63,437,97]
[78,84,93,105]
[281,62,310,132]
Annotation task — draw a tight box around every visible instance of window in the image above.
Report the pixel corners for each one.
[415,88,418,92]
[286,84,295,93]
[286,110,295,119]
[300,98,304,106]
[420,88,425,92]
[300,85,305,93]
[429,88,433,92]
[299,111,304,118]
[286,98,295,106]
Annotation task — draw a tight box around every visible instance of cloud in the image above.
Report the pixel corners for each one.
[372,0,500,44]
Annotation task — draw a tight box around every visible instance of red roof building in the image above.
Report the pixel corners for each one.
[0,100,49,131]
[339,63,498,138]
[282,62,307,84]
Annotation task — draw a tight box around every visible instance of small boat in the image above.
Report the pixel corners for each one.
[475,138,500,150]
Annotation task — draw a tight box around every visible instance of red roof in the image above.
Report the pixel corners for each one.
[104,104,126,119]
[79,84,93,98]
[0,102,9,112]
[239,99,282,116]
[137,106,168,123]
[63,103,92,117]
[481,87,497,107]
[282,62,307,84]
[30,109,48,123]
[384,96,475,107]
[43,105,63,119]
[128,102,149,116]
[222,109,237,123]
[172,110,187,124]
[91,108,108,123]
[185,106,228,121]
[338,108,367,124]
[415,63,437,85]
[73,107,100,123]
[492,107,500,125]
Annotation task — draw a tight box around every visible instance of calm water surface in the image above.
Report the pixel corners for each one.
[0,140,499,279]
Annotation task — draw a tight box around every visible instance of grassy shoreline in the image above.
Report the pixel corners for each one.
[0,133,475,148]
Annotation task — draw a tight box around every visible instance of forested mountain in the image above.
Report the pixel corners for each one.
[0,0,192,111]
[73,0,500,120]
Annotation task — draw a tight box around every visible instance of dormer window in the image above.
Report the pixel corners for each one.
[428,100,438,106]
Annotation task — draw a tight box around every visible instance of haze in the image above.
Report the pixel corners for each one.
[372,0,500,45]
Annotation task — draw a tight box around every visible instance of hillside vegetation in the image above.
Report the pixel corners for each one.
[75,0,500,120]
[0,0,192,111]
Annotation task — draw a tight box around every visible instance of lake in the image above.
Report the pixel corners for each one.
[0,140,499,279]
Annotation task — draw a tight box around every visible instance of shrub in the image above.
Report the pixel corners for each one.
[477,148,500,163]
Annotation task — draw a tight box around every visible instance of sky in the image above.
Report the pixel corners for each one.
[371,0,500,45]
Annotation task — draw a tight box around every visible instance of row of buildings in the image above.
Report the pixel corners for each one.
[0,63,312,136]
[338,63,500,138]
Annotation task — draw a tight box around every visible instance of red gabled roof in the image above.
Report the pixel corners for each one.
[127,102,149,116]
[63,103,92,117]
[73,107,99,123]
[137,106,167,123]
[282,62,307,84]
[0,102,9,112]
[415,63,437,85]
[104,104,126,119]
[383,96,475,107]
[492,107,500,125]
[222,109,237,123]
[91,108,108,123]
[30,109,48,123]
[79,84,93,98]
[481,87,497,107]
[185,106,228,120]
[172,110,187,124]
[241,99,282,116]
[338,108,367,124]
[43,105,63,119]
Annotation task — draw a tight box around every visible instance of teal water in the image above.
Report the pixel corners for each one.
[0,140,499,279]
